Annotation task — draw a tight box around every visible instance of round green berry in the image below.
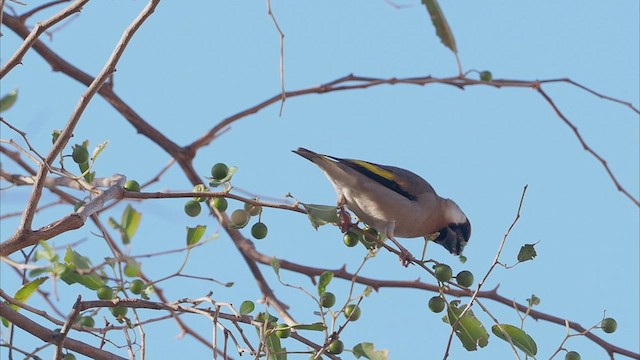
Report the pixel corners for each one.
[192,184,208,202]
[129,279,144,295]
[96,285,113,300]
[320,292,336,308]
[434,264,453,282]
[184,200,202,217]
[124,180,141,192]
[361,227,378,249]
[211,163,229,180]
[63,354,77,360]
[110,307,128,318]
[344,304,361,321]
[601,317,617,333]
[71,145,89,164]
[251,222,268,239]
[565,351,581,360]
[456,270,474,288]
[328,339,344,354]
[343,231,359,247]
[78,316,95,327]
[428,296,446,313]
[480,70,493,82]
[124,261,141,277]
[244,201,262,216]
[230,209,250,228]
[210,197,228,212]
[275,324,291,339]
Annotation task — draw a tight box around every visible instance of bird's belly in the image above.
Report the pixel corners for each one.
[342,190,424,239]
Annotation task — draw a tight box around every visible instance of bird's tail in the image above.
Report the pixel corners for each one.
[292,147,327,164]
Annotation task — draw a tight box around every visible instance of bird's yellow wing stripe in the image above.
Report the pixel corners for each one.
[349,160,396,182]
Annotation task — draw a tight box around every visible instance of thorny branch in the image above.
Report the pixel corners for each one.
[1,2,638,360]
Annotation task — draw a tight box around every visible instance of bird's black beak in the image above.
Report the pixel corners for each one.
[434,219,471,255]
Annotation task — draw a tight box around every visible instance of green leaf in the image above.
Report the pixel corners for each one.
[271,257,281,278]
[300,203,339,229]
[317,271,333,296]
[121,205,142,245]
[35,240,57,262]
[2,277,48,327]
[64,246,91,269]
[442,302,489,351]
[59,246,104,290]
[264,332,286,360]
[291,322,325,331]
[0,89,18,112]
[353,342,389,360]
[208,166,238,187]
[527,294,540,307]
[517,243,537,262]
[421,0,457,53]
[91,141,109,161]
[186,225,207,246]
[491,324,538,357]
[239,300,255,315]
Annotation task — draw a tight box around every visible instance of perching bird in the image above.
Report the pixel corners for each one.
[293,147,471,258]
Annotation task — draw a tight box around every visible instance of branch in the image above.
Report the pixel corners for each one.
[0,302,126,360]
[0,0,88,77]
[536,86,639,206]
[2,0,160,252]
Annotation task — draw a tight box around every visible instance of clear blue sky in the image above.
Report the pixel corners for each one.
[1,1,638,359]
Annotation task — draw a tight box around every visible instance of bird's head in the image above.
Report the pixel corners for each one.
[434,200,471,255]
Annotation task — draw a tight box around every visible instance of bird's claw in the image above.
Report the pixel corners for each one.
[338,206,351,233]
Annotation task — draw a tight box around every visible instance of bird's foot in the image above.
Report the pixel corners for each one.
[338,205,351,233]
[389,237,415,267]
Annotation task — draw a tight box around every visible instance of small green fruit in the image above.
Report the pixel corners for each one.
[230,209,250,228]
[328,339,344,354]
[251,222,268,239]
[124,261,141,277]
[71,145,89,164]
[565,351,581,360]
[62,354,77,360]
[343,231,359,247]
[601,317,617,333]
[192,184,208,202]
[130,279,144,295]
[275,324,291,339]
[184,200,202,217]
[78,316,95,327]
[480,70,493,82]
[96,285,113,300]
[110,307,128,318]
[361,227,378,249]
[211,197,228,212]
[344,304,361,321]
[434,264,453,282]
[428,296,445,313]
[320,292,336,308]
[244,201,262,216]
[124,180,141,192]
[211,163,229,180]
[456,270,474,288]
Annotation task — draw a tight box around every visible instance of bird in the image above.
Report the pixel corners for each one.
[293,147,471,261]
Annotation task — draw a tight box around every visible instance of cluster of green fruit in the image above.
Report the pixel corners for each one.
[184,163,269,240]
[342,227,380,249]
[427,265,475,313]
[92,261,149,320]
